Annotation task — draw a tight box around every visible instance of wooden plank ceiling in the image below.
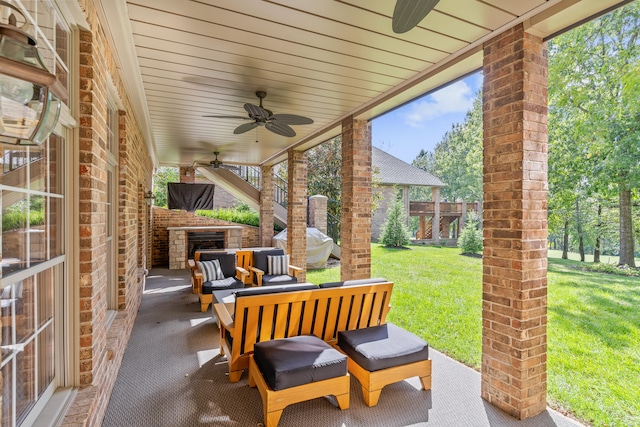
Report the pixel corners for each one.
[103,0,628,167]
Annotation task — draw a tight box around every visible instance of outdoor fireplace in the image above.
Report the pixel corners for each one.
[167,226,244,269]
[187,231,224,259]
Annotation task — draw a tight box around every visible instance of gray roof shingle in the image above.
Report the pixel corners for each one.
[372,147,445,187]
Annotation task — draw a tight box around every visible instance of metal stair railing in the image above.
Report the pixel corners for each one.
[231,165,288,209]
[230,167,341,241]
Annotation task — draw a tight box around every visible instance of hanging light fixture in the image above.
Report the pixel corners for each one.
[144,190,156,206]
[0,1,67,146]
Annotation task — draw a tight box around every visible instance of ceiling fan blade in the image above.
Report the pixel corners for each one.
[244,103,271,120]
[203,115,249,120]
[271,114,314,125]
[234,122,259,134]
[266,122,296,137]
[392,0,440,33]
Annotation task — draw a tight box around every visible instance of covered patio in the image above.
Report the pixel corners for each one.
[102,269,583,427]
[0,1,632,426]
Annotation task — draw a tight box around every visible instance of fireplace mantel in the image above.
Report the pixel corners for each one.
[168,226,244,269]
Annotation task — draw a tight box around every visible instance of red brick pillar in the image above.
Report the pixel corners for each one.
[287,149,307,282]
[482,24,548,419]
[341,116,371,281]
[260,165,275,247]
[179,166,195,183]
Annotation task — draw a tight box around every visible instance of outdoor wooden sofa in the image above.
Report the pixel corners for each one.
[213,279,394,383]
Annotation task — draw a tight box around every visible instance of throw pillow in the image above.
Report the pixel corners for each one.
[267,254,289,275]
[197,259,224,282]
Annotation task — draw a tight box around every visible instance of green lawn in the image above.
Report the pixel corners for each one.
[307,244,640,427]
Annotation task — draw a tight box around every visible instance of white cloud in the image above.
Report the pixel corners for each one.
[403,80,475,128]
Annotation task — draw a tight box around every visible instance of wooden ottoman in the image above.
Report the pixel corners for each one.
[337,322,432,407]
[248,335,350,427]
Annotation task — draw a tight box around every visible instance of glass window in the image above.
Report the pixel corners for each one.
[2,190,29,275]
[0,147,29,189]
[29,195,47,266]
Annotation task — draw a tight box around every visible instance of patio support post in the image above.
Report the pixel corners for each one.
[287,149,307,282]
[179,166,195,183]
[340,116,372,281]
[432,187,441,243]
[260,165,275,247]
[481,23,548,419]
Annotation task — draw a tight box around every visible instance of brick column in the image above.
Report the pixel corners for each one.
[308,195,328,235]
[432,187,441,243]
[481,23,548,419]
[287,149,307,281]
[341,116,371,281]
[260,165,275,247]
[179,166,195,183]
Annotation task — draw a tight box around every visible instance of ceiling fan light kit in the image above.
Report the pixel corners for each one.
[205,91,313,137]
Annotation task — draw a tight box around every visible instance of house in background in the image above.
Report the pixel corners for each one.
[372,147,480,244]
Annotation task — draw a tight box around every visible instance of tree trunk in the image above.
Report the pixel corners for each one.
[576,199,585,262]
[562,220,569,259]
[619,189,636,267]
[594,204,602,263]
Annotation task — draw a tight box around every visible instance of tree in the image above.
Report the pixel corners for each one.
[458,210,483,254]
[307,137,342,219]
[412,91,483,202]
[379,198,411,248]
[152,167,179,208]
[306,136,384,219]
[548,2,640,266]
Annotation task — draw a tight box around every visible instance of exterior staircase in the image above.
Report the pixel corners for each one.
[196,165,341,257]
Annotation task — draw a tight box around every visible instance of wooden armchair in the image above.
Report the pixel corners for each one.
[192,251,249,312]
[248,248,303,286]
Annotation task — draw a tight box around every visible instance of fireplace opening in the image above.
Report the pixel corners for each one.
[187,231,225,259]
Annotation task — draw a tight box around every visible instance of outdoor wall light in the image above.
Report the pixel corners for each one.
[144,190,156,206]
[0,1,67,146]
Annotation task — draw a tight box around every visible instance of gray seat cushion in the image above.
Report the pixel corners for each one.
[201,277,244,294]
[234,283,317,298]
[337,323,429,372]
[262,274,298,286]
[253,335,347,391]
[319,277,388,289]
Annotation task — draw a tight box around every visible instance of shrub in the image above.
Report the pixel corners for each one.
[458,210,483,254]
[196,206,259,227]
[380,199,411,248]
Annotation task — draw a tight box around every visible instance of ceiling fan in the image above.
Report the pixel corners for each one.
[194,151,240,171]
[392,0,441,33]
[204,91,313,138]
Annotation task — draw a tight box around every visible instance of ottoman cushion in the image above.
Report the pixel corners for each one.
[253,335,347,391]
[338,323,429,372]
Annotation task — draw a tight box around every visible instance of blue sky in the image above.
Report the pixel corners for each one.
[372,71,483,164]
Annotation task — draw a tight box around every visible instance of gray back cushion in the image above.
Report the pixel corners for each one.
[253,249,285,273]
[199,252,236,278]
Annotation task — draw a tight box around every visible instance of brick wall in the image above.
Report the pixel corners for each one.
[340,116,372,281]
[151,207,260,267]
[481,24,548,420]
[62,0,154,424]
[287,149,308,282]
